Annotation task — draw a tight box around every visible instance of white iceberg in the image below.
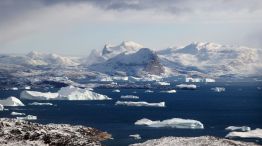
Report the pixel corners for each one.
[225,126,251,132]
[28,102,53,106]
[0,104,3,111]
[129,134,141,140]
[24,86,31,90]
[21,91,59,100]
[135,118,204,129]
[176,84,197,89]
[20,86,111,100]
[226,128,262,139]
[115,101,165,107]
[120,95,139,99]
[145,90,154,93]
[155,82,170,86]
[17,115,37,120]
[160,90,176,93]
[112,89,120,92]
[11,87,18,90]
[0,96,25,106]
[211,87,225,92]
[11,111,26,116]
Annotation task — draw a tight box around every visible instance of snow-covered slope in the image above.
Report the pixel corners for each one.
[89,48,165,76]
[158,42,262,77]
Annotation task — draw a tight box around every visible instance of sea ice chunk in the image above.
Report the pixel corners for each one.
[160,90,176,93]
[17,115,37,120]
[225,126,251,132]
[211,87,225,92]
[0,96,25,106]
[226,128,262,139]
[176,84,197,89]
[28,102,53,106]
[115,101,165,107]
[155,82,170,86]
[145,90,154,93]
[129,134,141,140]
[11,111,26,116]
[0,104,3,111]
[120,95,139,99]
[135,118,204,129]
[112,89,120,92]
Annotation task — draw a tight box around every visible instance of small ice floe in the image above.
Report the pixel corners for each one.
[135,118,204,129]
[17,115,37,120]
[155,82,170,86]
[112,89,120,92]
[11,87,18,90]
[0,104,3,111]
[160,89,176,93]
[24,86,31,90]
[176,84,197,90]
[211,87,225,92]
[226,128,262,139]
[11,111,26,116]
[225,126,251,132]
[0,96,25,106]
[115,101,165,107]
[145,90,154,93]
[28,102,53,106]
[129,134,141,140]
[120,95,139,99]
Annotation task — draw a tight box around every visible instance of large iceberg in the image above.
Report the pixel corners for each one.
[176,84,197,89]
[120,95,139,99]
[135,118,204,129]
[115,101,165,107]
[0,96,25,106]
[21,86,111,100]
[226,128,262,139]
[225,126,251,132]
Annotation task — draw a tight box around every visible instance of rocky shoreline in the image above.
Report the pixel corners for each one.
[0,118,111,146]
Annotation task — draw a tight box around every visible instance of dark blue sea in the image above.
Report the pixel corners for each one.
[1,82,262,146]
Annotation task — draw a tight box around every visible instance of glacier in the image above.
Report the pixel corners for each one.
[134,118,204,129]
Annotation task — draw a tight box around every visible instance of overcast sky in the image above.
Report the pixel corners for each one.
[0,0,262,56]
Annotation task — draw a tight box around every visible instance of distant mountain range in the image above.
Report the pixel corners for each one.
[0,41,261,85]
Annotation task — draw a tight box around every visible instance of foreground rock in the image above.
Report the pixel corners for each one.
[130,136,259,146]
[0,118,111,146]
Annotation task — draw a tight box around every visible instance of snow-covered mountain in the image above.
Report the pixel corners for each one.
[158,42,262,77]
[89,48,165,76]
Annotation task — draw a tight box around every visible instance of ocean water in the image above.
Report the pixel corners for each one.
[0,82,262,146]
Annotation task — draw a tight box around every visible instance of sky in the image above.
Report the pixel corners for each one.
[0,0,262,56]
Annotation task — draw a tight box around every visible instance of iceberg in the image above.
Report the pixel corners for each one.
[226,128,262,139]
[11,111,26,116]
[145,90,154,93]
[0,104,3,111]
[16,115,37,120]
[112,89,120,92]
[120,95,139,99]
[115,101,165,107]
[21,86,111,100]
[160,90,176,93]
[135,118,204,129]
[0,96,25,106]
[24,86,31,90]
[176,84,197,89]
[155,81,170,86]
[225,126,251,132]
[28,102,53,106]
[20,91,59,100]
[129,134,141,140]
[211,87,225,92]
[11,87,18,90]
